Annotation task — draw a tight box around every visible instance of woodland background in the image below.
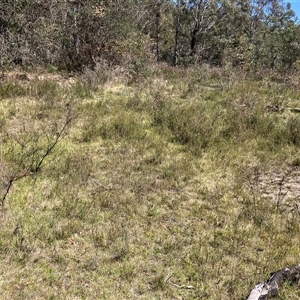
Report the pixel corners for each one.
[1,0,300,73]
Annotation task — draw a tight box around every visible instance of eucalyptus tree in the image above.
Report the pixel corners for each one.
[189,0,221,63]
[254,0,299,70]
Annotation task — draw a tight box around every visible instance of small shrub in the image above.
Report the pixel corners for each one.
[167,104,212,151]
[149,98,215,154]
[72,81,95,99]
[47,65,58,73]
[99,112,147,141]
[29,79,61,105]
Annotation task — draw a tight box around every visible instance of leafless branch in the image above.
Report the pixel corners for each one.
[0,111,73,209]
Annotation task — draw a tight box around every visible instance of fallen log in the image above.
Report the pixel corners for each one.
[247,264,300,300]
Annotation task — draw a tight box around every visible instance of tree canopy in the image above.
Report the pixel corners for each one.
[0,0,299,72]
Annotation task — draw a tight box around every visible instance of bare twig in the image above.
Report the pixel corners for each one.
[168,280,195,289]
[33,114,73,173]
[1,178,13,208]
[166,274,194,290]
[1,112,73,209]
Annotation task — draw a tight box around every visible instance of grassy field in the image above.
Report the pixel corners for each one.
[1,66,300,299]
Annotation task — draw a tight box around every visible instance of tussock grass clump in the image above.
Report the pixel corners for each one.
[0,82,27,99]
[1,68,300,299]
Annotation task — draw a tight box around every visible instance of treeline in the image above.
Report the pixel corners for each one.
[0,0,299,72]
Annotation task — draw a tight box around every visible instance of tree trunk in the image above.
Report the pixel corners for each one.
[190,21,199,56]
[155,1,162,62]
[173,0,180,66]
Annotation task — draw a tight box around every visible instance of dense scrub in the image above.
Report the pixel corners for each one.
[1,1,299,72]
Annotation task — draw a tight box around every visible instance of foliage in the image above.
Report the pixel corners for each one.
[0,0,299,72]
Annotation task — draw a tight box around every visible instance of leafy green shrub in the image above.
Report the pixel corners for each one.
[29,79,61,105]
[72,81,95,99]
[148,96,216,154]
[80,101,147,142]
[99,112,147,141]
[47,65,58,73]
[167,103,213,152]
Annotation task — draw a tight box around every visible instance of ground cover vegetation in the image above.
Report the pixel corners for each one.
[1,66,300,299]
[2,1,300,299]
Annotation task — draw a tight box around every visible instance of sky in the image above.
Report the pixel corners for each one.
[288,0,300,20]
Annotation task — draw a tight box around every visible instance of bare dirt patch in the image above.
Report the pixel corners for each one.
[254,166,300,204]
